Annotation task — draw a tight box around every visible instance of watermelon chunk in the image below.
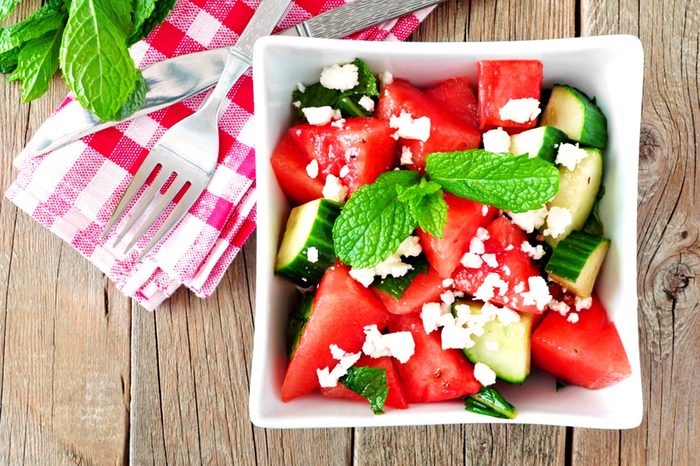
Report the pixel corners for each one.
[281,264,390,401]
[270,134,324,204]
[427,77,479,128]
[532,296,632,389]
[375,266,445,315]
[376,79,481,171]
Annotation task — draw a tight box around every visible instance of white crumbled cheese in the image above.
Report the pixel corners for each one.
[473,362,497,386]
[575,296,593,311]
[442,278,454,288]
[362,325,415,363]
[469,237,485,255]
[331,118,346,129]
[316,367,337,388]
[505,244,514,251]
[509,206,548,233]
[322,174,348,202]
[555,142,589,171]
[567,312,580,324]
[358,95,375,112]
[482,253,498,268]
[389,111,431,141]
[513,281,525,294]
[292,100,301,108]
[362,325,391,357]
[441,322,475,350]
[485,341,500,351]
[440,290,455,305]
[498,98,541,123]
[320,63,359,91]
[400,146,414,165]
[482,127,511,153]
[306,247,319,263]
[502,265,511,276]
[460,252,483,269]
[494,305,521,325]
[297,82,306,93]
[520,276,552,311]
[549,299,570,316]
[482,205,489,217]
[339,165,350,178]
[543,206,573,239]
[475,227,490,241]
[521,241,546,260]
[474,273,509,302]
[317,344,362,387]
[303,106,335,125]
[305,159,319,179]
[421,302,446,334]
[379,71,394,86]
[332,109,342,120]
[349,236,422,287]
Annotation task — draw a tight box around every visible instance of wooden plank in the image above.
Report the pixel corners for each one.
[572,1,700,465]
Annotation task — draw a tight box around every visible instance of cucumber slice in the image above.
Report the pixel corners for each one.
[453,301,533,384]
[465,387,517,419]
[546,231,610,298]
[287,293,314,358]
[275,199,341,286]
[541,84,608,149]
[542,148,603,245]
[509,125,568,163]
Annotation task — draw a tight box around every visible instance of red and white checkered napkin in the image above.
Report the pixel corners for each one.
[5,0,434,310]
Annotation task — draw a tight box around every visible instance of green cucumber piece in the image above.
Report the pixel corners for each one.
[509,125,569,163]
[466,387,517,420]
[372,255,429,299]
[542,148,603,245]
[546,231,610,298]
[541,84,608,149]
[453,301,533,384]
[287,293,314,358]
[275,199,341,286]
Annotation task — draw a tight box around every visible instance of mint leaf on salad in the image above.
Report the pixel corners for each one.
[333,170,420,268]
[410,190,447,239]
[340,366,389,414]
[465,386,517,420]
[425,150,560,213]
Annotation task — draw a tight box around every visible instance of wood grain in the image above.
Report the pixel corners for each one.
[0,0,697,464]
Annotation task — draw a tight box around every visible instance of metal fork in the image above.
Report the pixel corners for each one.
[99,49,251,261]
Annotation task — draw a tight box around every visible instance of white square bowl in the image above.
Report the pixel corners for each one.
[250,35,644,429]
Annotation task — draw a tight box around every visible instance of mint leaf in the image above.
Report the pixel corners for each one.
[0,0,22,22]
[127,0,176,45]
[373,255,429,299]
[411,190,447,239]
[0,47,19,73]
[396,177,442,202]
[332,170,420,268]
[60,0,137,121]
[341,58,378,98]
[425,150,560,213]
[114,70,147,120]
[337,94,370,117]
[292,82,339,118]
[340,366,388,414]
[130,0,157,43]
[0,3,66,54]
[7,29,61,102]
[465,387,517,420]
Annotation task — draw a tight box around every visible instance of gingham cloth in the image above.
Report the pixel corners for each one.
[5,0,434,310]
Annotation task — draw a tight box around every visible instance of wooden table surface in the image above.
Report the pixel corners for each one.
[1,0,698,464]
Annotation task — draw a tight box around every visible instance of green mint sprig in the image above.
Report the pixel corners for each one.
[340,366,389,415]
[332,150,559,268]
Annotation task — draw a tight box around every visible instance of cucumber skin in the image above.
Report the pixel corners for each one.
[510,126,568,163]
[288,293,314,358]
[543,84,608,149]
[546,231,609,281]
[275,200,341,287]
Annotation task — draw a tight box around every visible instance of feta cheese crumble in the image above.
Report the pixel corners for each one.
[482,127,511,153]
[440,290,455,305]
[302,106,335,126]
[469,237,485,255]
[316,344,361,388]
[306,247,319,263]
[508,206,548,233]
[331,118,346,129]
[474,273,508,302]
[297,82,306,93]
[502,265,511,276]
[362,325,415,363]
[520,276,552,311]
[498,98,541,123]
[400,146,414,165]
[441,323,475,350]
[521,241,545,260]
[482,253,498,268]
[305,159,319,179]
[358,95,375,112]
[442,278,454,288]
[320,63,359,91]
[543,206,573,239]
[575,296,593,311]
[460,252,483,269]
[322,174,348,202]
[379,71,394,86]
[339,165,350,178]
[473,362,497,386]
[421,302,449,334]
[389,111,431,141]
[549,299,570,316]
[555,142,589,171]
[567,312,580,324]
[475,227,490,241]
[482,205,489,217]
[292,100,301,108]
[349,236,422,287]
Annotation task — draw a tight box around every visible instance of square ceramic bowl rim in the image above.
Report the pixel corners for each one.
[250,34,644,430]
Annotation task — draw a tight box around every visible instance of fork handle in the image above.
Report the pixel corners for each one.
[199,48,252,117]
